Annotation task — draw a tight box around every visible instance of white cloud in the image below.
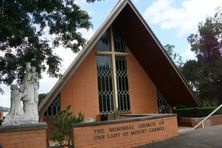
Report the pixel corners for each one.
[0,85,10,108]
[180,44,196,61]
[78,28,94,40]
[144,0,222,36]
[38,73,58,94]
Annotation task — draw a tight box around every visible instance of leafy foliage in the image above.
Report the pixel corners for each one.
[182,60,200,92]
[182,8,222,105]
[173,107,222,117]
[0,0,92,91]
[52,105,84,147]
[38,93,47,106]
[164,44,184,68]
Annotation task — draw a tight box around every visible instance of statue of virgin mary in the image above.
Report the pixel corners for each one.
[21,62,39,122]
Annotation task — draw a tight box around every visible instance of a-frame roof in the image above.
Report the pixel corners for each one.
[39,0,201,115]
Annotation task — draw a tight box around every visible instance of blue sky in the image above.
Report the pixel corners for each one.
[76,0,221,60]
[1,0,222,108]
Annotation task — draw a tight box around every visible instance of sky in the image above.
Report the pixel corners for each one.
[1,0,222,108]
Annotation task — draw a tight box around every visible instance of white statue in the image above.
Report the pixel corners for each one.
[21,63,39,122]
[2,85,26,125]
[2,62,40,126]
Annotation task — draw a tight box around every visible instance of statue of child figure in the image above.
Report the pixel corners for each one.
[31,66,39,103]
[2,85,27,126]
[31,66,39,119]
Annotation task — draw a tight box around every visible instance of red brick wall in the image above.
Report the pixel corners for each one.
[0,129,47,148]
[42,117,56,140]
[206,114,222,126]
[127,49,158,114]
[60,47,159,119]
[177,117,193,127]
[72,116,178,148]
[178,115,222,128]
[61,48,100,118]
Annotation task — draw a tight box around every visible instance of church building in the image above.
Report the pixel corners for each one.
[39,0,201,138]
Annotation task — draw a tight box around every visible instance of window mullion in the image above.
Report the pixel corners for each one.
[96,51,112,55]
[114,52,128,56]
[111,28,119,111]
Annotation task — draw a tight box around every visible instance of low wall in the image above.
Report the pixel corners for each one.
[177,117,193,127]
[72,114,178,148]
[0,122,47,148]
[178,115,222,128]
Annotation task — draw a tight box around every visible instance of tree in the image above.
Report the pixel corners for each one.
[182,60,200,92]
[184,8,222,105]
[164,44,183,68]
[38,93,47,106]
[0,0,92,92]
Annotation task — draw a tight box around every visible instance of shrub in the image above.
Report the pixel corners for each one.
[173,107,222,117]
[52,105,84,147]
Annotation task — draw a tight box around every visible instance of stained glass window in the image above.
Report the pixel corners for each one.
[44,94,61,117]
[116,56,130,112]
[97,56,114,113]
[96,27,130,114]
[96,29,111,52]
[113,30,126,52]
[157,90,169,113]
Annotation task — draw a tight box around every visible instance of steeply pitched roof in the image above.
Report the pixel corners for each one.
[39,0,201,115]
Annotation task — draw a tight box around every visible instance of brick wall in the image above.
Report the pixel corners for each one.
[210,115,222,126]
[42,117,56,140]
[61,48,100,118]
[72,115,178,148]
[60,47,159,119]
[178,115,222,128]
[0,123,47,148]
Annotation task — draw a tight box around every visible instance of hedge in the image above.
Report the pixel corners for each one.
[173,107,222,117]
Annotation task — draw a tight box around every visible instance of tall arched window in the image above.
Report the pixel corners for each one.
[96,27,130,114]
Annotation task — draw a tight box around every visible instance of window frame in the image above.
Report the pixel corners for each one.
[96,27,130,114]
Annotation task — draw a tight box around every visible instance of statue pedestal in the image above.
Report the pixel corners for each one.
[0,122,47,148]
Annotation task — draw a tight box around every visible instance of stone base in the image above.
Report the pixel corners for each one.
[2,115,39,126]
[0,122,47,148]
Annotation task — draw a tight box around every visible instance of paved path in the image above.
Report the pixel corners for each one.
[178,126,193,134]
[143,125,222,148]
